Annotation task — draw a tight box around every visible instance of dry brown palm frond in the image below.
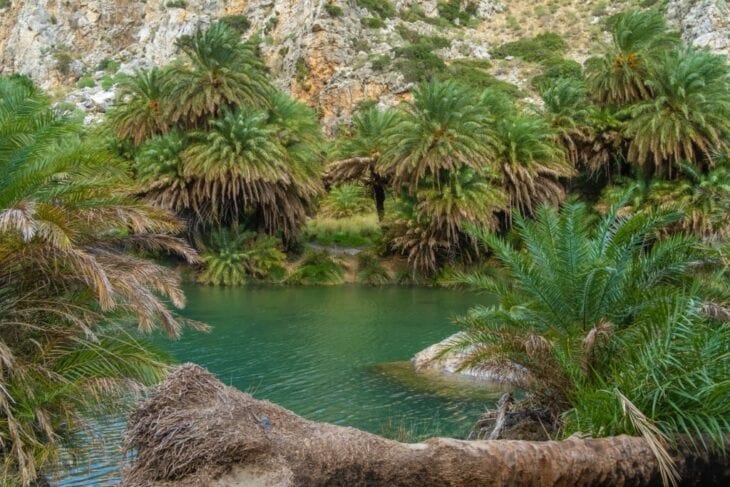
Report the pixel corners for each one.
[616,390,679,487]
[581,320,615,374]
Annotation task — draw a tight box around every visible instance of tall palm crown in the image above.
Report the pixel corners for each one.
[107,68,170,144]
[586,10,679,106]
[541,78,594,167]
[166,22,272,125]
[328,107,401,219]
[178,109,319,237]
[380,80,496,192]
[626,49,730,176]
[0,77,200,485]
[492,114,574,220]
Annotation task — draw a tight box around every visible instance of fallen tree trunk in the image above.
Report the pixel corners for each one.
[122,364,729,486]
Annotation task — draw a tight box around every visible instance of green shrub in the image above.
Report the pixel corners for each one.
[491,32,567,63]
[437,0,478,26]
[355,0,395,19]
[370,54,391,71]
[219,15,251,33]
[395,25,450,49]
[52,47,74,76]
[96,57,121,73]
[295,57,309,82]
[438,58,520,96]
[357,252,391,286]
[165,0,187,8]
[286,251,345,285]
[77,76,96,89]
[361,16,385,28]
[324,2,344,17]
[392,31,450,82]
[198,228,287,286]
[100,75,116,90]
[320,184,374,218]
[0,0,10,9]
[305,214,382,247]
[531,58,583,91]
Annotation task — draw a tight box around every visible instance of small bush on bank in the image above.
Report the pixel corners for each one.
[305,214,382,247]
[357,252,392,285]
[286,251,345,285]
[437,0,478,26]
[361,16,386,28]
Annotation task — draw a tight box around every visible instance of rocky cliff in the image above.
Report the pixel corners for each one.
[0,0,727,131]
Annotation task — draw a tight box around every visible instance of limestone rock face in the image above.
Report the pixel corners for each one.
[666,0,729,54]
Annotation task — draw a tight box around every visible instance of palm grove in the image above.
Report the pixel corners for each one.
[0,7,728,486]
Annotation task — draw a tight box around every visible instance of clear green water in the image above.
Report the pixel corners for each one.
[59,286,499,486]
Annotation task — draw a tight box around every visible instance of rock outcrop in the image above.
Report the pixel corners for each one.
[666,0,729,55]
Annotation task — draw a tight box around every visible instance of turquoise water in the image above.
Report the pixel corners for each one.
[58,286,499,486]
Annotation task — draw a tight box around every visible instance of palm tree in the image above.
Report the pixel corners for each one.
[446,200,727,473]
[166,22,272,125]
[626,49,730,177]
[0,76,201,485]
[541,78,594,167]
[181,109,317,237]
[492,114,574,221]
[107,68,171,144]
[327,106,400,220]
[391,168,504,272]
[586,9,679,106]
[379,80,496,192]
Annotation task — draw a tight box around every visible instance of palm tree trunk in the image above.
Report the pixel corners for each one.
[373,182,386,221]
[123,365,729,487]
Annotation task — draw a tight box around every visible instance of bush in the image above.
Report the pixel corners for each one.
[370,54,391,71]
[324,2,344,17]
[357,252,391,285]
[491,33,567,63]
[531,58,583,91]
[437,0,478,26]
[77,76,96,88]
[355,0,395,19]
[305,214,382,247]
[165,0,187,8]
[219,15,251,33]
[438,59,521,96]
[320,184,374,218]
[361,16,385,28]
[286,251,345,285]
[100,75,116,90]
[198,229,287,286]
[395,25,450,49]
[96,57,121,73]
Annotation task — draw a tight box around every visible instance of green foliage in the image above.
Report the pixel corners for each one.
[439,59,521,96]
[76,76,96,88]
[531,58,583,92]
[100,75,116,90]
[361,16,386,28]
[305,214,382,247]
[167,22,272,124]
[166,0,187,8]
[0,75,199,486]
[391,26,451,83]
[450,201,728,457]
[219,15,251,33]
[198,228,286,285]
[357,252,392,285]
[437,0,478,26]
[491,33,567,63]
[107,68,171,144]
[0,0,10,9]
[97,57,121,73]
[625,48,730,175]
[286,251,345,285]
[52,46,75,75]
[355,0,395,19]
[586,9,679,105]
[370,54,391,71]
[324,2,344,17]
[321,183,374,218]
[395,26,450,49]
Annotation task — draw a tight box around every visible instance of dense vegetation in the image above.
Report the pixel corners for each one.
[0,4,728,485]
